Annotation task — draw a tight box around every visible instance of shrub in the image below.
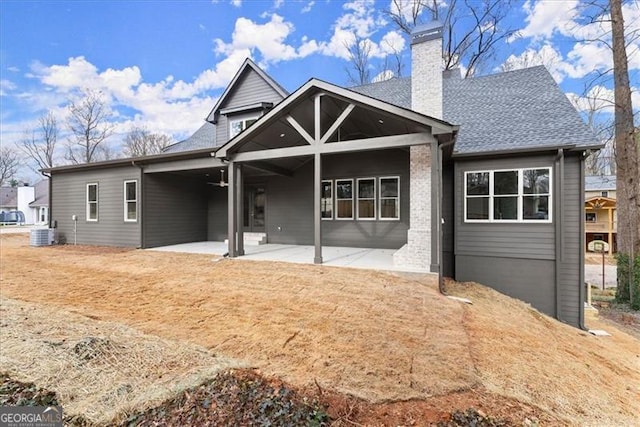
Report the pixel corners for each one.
[615,254,640,310]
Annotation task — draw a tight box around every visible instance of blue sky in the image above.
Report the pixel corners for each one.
[1,0,638,181]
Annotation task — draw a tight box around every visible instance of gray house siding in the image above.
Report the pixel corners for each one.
[557,154,582,325]
[207,186,228,241]
[215,69,285,144]
[51,166,141,247]
[454,153,582,325]
[442,163,455,277]
[143,173,208,248]
[242,149,410,248]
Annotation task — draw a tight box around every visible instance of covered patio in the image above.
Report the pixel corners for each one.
[215,78,456,267]
[147,241,427,273]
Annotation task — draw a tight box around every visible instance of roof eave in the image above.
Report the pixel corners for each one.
[216,78,457,159]
[44,146,223,174]
[453,143,581,158]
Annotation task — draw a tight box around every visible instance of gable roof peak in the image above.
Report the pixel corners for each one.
[205,57,288,123]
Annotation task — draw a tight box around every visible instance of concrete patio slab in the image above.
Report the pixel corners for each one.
[147,241,431,274]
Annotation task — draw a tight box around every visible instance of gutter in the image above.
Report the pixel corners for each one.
[437,137,457,295]
[578,153,587,330]
[132,161,145,249]
[453,143,578,159]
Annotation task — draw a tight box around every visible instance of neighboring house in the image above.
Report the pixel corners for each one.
[29,179,50,225]
[0,180,49,225]
[0,187,18,212]
[44,23,600,328]
[585,175,617,254]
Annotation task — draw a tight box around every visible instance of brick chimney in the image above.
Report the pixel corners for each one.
[411,22,443,118]
[393,21,443,272]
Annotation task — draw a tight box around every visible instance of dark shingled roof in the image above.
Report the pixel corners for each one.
[585,175,616,191]
[163,122,217,153]
[352,66,600,155]
[29,179,49,207]
[169,66,598,156]
[0,187,17,208]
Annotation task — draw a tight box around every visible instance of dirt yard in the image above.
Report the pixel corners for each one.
[1,233,639,426]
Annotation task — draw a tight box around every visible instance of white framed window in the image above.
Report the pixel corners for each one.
[585,212,597,222]
[39,207,48,223]
[357,178,376,220]
[229,116,259,138]
[335,179,354,219]
[464,168,552,223]
[379,176,400,220]
[321,180,333,220]
[86,183,98,222]
[601,191,609,198]
[124,180,138,222]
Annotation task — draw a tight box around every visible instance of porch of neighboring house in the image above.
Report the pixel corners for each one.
[146,240,427,273]
[585,196,617,255]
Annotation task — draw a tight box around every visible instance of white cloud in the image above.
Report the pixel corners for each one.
[500,43,573,82]
[567,85,615,115]
[567,84,640,120]
[518,0,580,41]
[274,0,284,9]
[301,1,315,14]
[214,14,305,63]
[230,0,241,7]
[19,55,242,138]
[0,79,17,96]
[516,0,640,79]
[307,0,392,60]
[7,66,20,73]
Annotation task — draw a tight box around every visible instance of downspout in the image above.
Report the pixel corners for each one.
[554,149,564,321]
[46,172,53,229]
[578,152,587,330]
[132,161,145,249]
[437,137,456,295]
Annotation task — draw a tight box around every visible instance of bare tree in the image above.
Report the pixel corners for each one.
[345,32,373,85]
[570,86,616,175]
[610,0,639,306]
[385,0,517,77]
[123,126,173,157]
[19,111,58,174]
[65,89,115,164]
[0,147,21,187]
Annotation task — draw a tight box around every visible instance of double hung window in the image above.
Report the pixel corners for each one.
[86,183,98,221]
[465,168,551,222]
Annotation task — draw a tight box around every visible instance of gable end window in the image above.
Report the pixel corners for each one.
[464,168,551,223]
[86,183,98,222]
[229,116,258,138]
[124,180,138,222]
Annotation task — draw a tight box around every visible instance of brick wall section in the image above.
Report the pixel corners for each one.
[394,25,442,271]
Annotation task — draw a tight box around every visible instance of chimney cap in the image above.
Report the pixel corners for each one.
[411,21,443,45]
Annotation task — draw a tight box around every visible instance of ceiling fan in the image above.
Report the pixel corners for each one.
[207,169,229,187]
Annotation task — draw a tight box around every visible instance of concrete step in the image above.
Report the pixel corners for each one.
[224,232,267,246]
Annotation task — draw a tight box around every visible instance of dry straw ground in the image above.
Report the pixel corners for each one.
[0,297,245,424]
[1,233,639,425]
